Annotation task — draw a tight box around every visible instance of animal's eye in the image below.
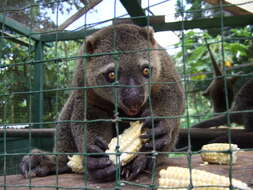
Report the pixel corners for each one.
[107,71,116,82]
[142,67,150,78]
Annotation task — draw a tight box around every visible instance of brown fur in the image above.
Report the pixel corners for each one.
[20,24,184,180]
[192,78,253,131]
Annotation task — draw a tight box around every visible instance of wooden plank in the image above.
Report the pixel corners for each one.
[39,29,97,42]
[0,128,54,137]
[178,128,253,150]
[0,127,250,138]
[226,0,253,14]
[179,128,253,139]
[40,14,253,42]
[152,14,253,31]
[204,0,252,15]
[58,0,103,30]
[0,151,252,189]
[113,16,165,25]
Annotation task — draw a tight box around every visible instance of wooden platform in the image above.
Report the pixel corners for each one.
[1,151,253,190]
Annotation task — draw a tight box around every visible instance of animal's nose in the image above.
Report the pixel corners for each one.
[121,87,144,109]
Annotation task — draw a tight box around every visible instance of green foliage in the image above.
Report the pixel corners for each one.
[0,0,91,124]
[0,38,32,123]
[0,39,80,124]
[175,0,204,19]
[175,27,252,75]
[173,26,253,126]
[43,41,80,122]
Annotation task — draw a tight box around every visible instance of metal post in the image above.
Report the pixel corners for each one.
[32,41,44,141]
[32,41,44,147]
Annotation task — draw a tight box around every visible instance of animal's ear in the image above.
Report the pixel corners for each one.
[140,26,156,46]
[85,35,97,54]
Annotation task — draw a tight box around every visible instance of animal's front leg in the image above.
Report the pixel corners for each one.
[141,118,169,151]
[20,149,57,178]
[87,136,116,182]
[20,124,76,178]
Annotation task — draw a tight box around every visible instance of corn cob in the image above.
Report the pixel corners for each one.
[67,121,144,172]
[201,143,240,165]
[105,121,144,166]
[67,155,84,173]
[158,166,250,190]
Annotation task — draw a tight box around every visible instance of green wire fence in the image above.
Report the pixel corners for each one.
[0,0,253,189]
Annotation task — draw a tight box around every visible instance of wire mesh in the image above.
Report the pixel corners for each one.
[0,0,253,189]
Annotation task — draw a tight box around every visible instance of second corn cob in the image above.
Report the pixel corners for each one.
[201,143,240,165]
[158,166,250,190]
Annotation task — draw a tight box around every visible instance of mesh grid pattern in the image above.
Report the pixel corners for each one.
[0,0,253,189]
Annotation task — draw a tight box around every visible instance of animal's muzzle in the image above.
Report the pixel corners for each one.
[120,86,144,116]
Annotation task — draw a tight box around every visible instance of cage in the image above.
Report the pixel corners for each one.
[0,0,253,189]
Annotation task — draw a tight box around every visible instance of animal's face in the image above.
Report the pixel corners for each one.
[86,24,160,116]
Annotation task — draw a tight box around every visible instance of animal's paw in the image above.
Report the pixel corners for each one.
[20,149,54,178]
[141,118,169,151]
[121,154,147,180]
[87,136,116,182]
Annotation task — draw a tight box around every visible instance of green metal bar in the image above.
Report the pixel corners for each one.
[0,14,40,41]
[39,14,253,43]
[32,41,44,131]
[39,29,97,42]
[0,32,3,61]
[0,11,252,44]
[120,0,147,26]
[152,14,253,31]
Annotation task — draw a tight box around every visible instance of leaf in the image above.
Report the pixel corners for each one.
[188,46,206,63]
[191,74,207,80]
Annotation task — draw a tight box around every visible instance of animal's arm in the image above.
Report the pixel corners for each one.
[150,79,184,146]
[140,49,185,166]
[70,89,114,151]
[69,92,116,182]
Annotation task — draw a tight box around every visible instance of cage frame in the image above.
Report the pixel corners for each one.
[0,0,253,188]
